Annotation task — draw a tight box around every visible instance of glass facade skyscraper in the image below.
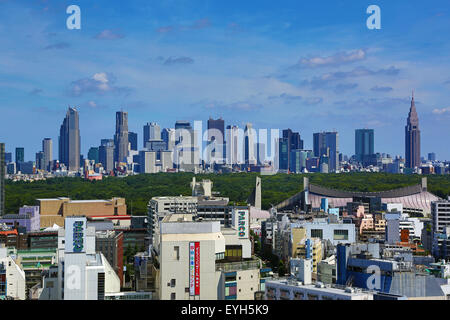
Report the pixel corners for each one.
[355,129,374,164]
[59,107,80,171]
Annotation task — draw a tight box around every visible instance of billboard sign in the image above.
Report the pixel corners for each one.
[233,208,249,239]
[189,242,200,296]
[65,217,86,253]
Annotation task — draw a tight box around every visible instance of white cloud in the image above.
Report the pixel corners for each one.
[432,107,450,115]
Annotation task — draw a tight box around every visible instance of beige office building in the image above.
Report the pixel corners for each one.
[37,197,127,228]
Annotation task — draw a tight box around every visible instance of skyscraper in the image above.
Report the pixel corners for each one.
[162,128,175,151]
[244,123,256,165]
[42,138,53,171]
[99,139,115,173]
[313,131,339,172]
[278,138,289,171]
[405,92,421,169]
[143,122,161,147]
[35,151,45,170]
[207,117,225,163]
[15,147,24,163]
[129,132,138,151]
[226,125,239,165]
[59,107,80,171]
[355,129,374,164]
[88,147,99,164]
[0,143,4,216]
[282,129,304,171]
[114,111,129,164]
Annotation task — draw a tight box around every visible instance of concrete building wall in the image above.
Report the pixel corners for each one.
[38,198,127,228]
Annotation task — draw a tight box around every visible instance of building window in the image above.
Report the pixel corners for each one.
[333,229,349,240]
[311,229,323,239]
[173,246,180,260]
[171,293,176,300]
[171,279,176,287]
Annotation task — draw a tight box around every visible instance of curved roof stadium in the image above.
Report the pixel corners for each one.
[275,177,440,215]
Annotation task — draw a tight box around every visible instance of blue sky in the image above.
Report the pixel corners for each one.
[0,0,449,161]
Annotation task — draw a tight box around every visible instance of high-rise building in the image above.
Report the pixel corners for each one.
[162,128,175,151]
[174,121,199,172]
[59,107,80,171]
[15,147,24,163]
[35,151,45,171]
[282,129,304,171]
[313,132,339,172]
[42,138,53,172]
[278,138,289,171]
[207,117,225,163]
[88,147,99,164]
[355,129,374,164]
[114,111,129,164]
[405,92,421,169]
[143,122,161,147]
[244,123,256,165]
[99,140,115,173]
[4,152,12,164]
[428,153,436,162]
[226,125,240,165]
[128,132,138,151]
[0,143,5,216]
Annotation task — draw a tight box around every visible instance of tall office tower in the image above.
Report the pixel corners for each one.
[278,138,289,171]
[226,125,239,165]
[244,123,256,165]
[59,107,80,171]
[114,111,129,164]
[0,143,4,216]
[207,117,225,163]
[428,153,436,161]
[161,128,175,151]
[174,120,192,147]
[256,143,266,165]
[355,129,374,164]
[42,138,53,172]
[15,147,24,163]
[99,140,115,173]
[4,152,12,164]
[405,92,421,169]
[143,122,161,147]
[128,132,138,151]
[174,121,199,171]
[87,147,99,163]
[313,131,339,172]
[35,151,45,170]
[282,129,304,171]
[282,129,292,170]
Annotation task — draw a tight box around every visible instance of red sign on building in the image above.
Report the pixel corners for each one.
[195,242,200,296]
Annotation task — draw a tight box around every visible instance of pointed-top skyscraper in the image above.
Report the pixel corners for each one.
[405,91,421,169]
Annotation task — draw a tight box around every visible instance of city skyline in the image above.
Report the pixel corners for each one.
[0,1,449,160]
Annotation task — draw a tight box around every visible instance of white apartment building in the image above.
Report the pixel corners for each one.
[0,246,26,300]
[156,211,263,300]
[148,196,198,245]
[40,216,120,300]
[157,214,225,300]
[432,199,450,258]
